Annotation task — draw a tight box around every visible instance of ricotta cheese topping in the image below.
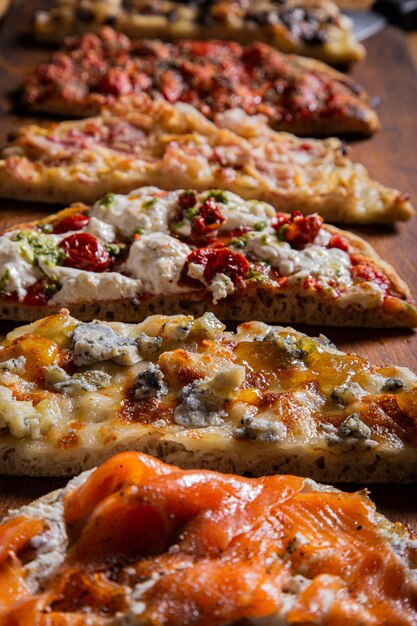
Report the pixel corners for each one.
[232,230,353,295]
[40,262,140,304]
[0,236,41,298]
[90,187,179,237]
[86,216,116,242]
[122,233,191,294]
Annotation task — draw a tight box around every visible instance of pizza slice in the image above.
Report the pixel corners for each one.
[1,452,417,624]
[24,29,379,137]
[1,308,417,480]
[0,188,416,327]
[33,0,365,66]
[0,97,412,223]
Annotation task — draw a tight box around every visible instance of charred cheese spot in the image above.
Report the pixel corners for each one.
[361,392,417,445]
[56,430,79,449]
[118,396,176,426]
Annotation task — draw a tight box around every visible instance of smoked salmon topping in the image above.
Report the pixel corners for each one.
[0,452,416,625]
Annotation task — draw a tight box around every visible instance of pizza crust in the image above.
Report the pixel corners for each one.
[1,430,417,483]
[0,287,415,328]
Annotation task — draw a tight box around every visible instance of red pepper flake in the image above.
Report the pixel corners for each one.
[178,191,197,211]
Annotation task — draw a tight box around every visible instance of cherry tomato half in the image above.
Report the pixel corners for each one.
[53,213,90,234]
[59,233,110,272]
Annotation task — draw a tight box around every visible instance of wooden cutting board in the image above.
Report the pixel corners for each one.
[0,0,416,527]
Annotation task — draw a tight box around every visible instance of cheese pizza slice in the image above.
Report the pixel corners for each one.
[0,188,416,327]
[0,98,412,223]
[33,0,364,66]
[0,309,417,480]
[24,29,379,137]
[1,452,417,624]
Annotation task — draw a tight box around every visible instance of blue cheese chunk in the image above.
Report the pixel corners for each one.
[339,414,372,440]
[319,414,377,451]
[233,415,287,443]
[134,363,167,400]
[71,323,140,366]
[331,382,366,406]
[161,318,193,342]
[44,365,112,397]
[174,366,245,429]
[0,355,26,372]
[136,333,163,359]
[0,386,60,439]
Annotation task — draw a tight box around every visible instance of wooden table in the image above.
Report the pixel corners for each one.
[0,1,416,527]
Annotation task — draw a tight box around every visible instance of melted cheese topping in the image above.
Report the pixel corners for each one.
[0,311,416,456]
[90,187,180,237]
[1,96,404,226]
[0,452,416,625]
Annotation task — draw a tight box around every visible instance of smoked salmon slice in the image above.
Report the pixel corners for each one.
[0,452,416,625]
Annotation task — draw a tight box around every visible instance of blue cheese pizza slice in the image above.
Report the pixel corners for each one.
[0,309,416,480]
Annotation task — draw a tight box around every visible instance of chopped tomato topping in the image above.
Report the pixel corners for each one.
[59,233,110,272]
[22,282,49,306]
[273,211,323,247]
[25,33,367,129]
[53,213,90,234]
[182,247,249,286]
[97,67,133,96]
[178,191,197,211]
[192,197,226,238]
[328,233,352,253]
[351,256,390,290]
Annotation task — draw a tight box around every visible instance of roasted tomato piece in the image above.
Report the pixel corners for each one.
[351,257,390,291]
[23,282,49,306]
[59,233,110,272]
[182,247,249,286]
[192,197,226,238]
[328,233,352,253]
[160,70,183,102]
[53,212,90,234]
[178,191,197,211]
[97,68,133,95]
[274,211,323,248]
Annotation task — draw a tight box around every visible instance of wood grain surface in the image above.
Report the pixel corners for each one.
[0,1,416,526]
